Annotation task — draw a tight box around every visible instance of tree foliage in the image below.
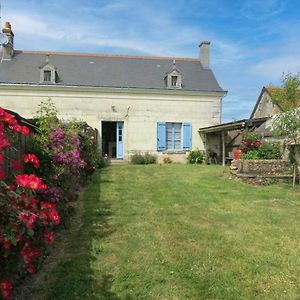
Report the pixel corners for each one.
[269,73,300,186]
[271,72,300,112]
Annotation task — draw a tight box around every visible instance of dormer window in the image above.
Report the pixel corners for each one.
[171,76,178,87]
[165,60,182,89]
[39,56,58,84]
[43,70,51,82]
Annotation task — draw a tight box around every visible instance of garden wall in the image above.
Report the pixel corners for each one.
[231,159,290,176]
[158,152,187,164]
[230,159,293,184]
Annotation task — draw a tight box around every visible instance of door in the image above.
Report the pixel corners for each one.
[116,122,124,159]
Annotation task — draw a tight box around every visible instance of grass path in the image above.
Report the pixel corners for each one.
[23,165,300,299]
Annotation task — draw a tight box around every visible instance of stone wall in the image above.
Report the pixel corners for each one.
[230,159,289,176]
[158,152,188,164]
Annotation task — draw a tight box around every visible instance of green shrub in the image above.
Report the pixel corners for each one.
[240,142,282,160]
[131,153,157,164]
[144,152,157,164]
[240,150,260,160]
[187,149,204,164]
[258,142,282,159]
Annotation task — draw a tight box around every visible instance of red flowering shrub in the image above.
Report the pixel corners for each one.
[0,280,13,300]
[0,102,100,298]
[0,107,60,299]
[239,130,262,153]
[16,174,47,190]
[23,153,40,169]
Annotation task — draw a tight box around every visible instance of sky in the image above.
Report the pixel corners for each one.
[1,0,300,122]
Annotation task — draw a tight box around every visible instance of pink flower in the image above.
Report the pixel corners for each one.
[0,135,10,151]
[21,126,30,136]
[23,153,40,169]
[0,279,13,300]
[44,231,54,245]
[4,241,12,250]
[40,202,61,225]
[16,234,23,243]
[27,264,36,274]
[18,211,37,230]
[16,174,47,190]
[20,242,40,264]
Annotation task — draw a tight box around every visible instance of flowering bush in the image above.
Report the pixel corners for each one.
[28,99,101,224]
[239,131,262,153]
[163,157,172,164]
[0,101,100,298]
[0,107,60,299]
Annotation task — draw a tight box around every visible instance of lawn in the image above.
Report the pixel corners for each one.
[18,164,300,299]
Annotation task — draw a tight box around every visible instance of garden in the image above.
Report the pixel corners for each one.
[8,164,300,300]
[1,86,299,298]
[0,100,102,299]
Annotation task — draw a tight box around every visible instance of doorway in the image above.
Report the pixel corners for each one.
[102,121,124,159]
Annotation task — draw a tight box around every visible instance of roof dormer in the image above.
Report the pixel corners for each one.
[165,60,182,89]
[39,55,58,84]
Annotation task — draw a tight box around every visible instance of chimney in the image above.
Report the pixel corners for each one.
[199,41,210,69]
[1,22,14,60]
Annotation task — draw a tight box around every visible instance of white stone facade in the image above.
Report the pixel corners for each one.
[0,84,223,161]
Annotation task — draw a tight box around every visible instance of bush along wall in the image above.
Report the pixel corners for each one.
[0,103,101,300]
[239,130,282,160]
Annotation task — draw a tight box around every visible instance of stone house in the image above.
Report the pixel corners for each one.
[251,86,300,139]
[0,22,225,162]
[251,86,288,119]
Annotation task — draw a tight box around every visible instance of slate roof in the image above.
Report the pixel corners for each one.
[0,50,224,92]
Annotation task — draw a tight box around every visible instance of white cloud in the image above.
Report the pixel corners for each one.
[239,0,284,21]
[7,11,66,40]
[250,54,300,80]
[213,40,246,65]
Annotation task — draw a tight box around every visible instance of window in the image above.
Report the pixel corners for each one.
[44,70,51,82]
[166,123,181,150]
[171,76,178,87]
[157,122,191,151]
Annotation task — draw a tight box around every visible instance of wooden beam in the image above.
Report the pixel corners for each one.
[221,131,225,166]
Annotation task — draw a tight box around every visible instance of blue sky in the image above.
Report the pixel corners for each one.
[1,0,300,121]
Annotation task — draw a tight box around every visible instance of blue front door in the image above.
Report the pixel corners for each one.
[116,122,124,159]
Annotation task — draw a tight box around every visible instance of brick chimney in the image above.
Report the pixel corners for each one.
[199,41,210,69]
[1,22,14,60]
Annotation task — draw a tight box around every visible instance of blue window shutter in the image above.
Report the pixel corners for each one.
[157,122,166,151]
[183,123,192,150]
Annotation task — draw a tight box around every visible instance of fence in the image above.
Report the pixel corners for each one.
[2,109,37,173]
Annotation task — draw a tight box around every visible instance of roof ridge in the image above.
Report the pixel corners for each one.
[14,50,200,62]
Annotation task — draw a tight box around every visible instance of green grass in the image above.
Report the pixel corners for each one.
[22,165,300,299]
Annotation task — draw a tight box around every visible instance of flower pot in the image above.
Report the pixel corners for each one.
[234,149,243,160]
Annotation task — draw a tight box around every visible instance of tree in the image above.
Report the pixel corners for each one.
[270,73,300,187]
[271,72,300,112]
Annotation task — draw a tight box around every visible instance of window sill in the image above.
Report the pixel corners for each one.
[166,86,182,90]
[162,150,187,154]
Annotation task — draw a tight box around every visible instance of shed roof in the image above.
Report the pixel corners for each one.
[198,117,268,134]
[0,50,224,92]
